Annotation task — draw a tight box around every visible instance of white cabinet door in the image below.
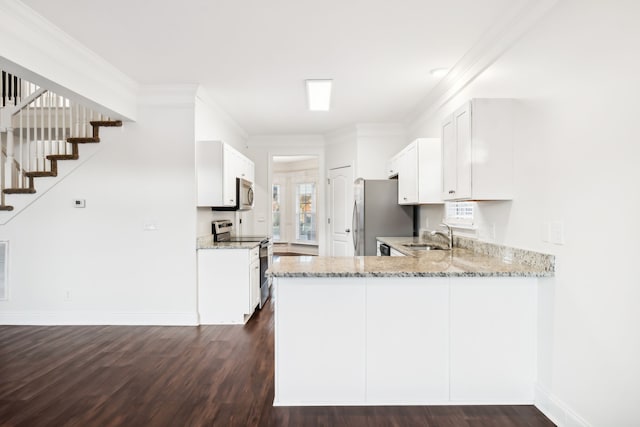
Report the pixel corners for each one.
[453,101,472,200]
[398,142,418,204]
[275,278,366,405]
[441,114,457,200]
[198,248,251,324]
[449,277,536,402]
[196,141,224,207]
[441,99,514,201]
[222,145,238,206]
[366,278,449,404]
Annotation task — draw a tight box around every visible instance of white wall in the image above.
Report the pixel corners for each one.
[0,89,198,324]
[408,1,640,425]
[355,123,406,179]
[325,124,407,180]
[325,127,357,172]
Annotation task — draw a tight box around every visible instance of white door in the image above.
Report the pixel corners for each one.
[329,166,354,256]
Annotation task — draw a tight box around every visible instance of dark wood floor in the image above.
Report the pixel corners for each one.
[0,299,555,427]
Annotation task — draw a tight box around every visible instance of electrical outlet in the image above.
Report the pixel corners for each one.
[73,199,86,208]
[64,290,72,301]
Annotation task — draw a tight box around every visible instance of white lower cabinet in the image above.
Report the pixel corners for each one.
[366,278,449,403]
[197,246,260,324]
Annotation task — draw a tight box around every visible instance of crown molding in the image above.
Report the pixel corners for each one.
[405,0,559,130]
[0,0,139,121]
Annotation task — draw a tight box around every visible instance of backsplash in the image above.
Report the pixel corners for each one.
[422,231,555,272]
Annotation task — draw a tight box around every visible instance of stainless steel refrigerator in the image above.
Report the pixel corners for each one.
[352,178,414,256]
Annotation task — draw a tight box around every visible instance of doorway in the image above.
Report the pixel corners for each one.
[271,155,320,256]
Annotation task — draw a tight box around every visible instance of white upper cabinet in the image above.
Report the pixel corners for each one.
[197,140,255,207]
[441,99,514,201]
[395,138,442,205]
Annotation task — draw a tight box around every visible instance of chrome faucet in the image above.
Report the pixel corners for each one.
[430,223,453,250]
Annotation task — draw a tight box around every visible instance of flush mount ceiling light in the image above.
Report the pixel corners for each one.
[429,68,449,78]
[306,79,333,111]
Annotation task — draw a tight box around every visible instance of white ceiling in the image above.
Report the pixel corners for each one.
[22,0,519,135]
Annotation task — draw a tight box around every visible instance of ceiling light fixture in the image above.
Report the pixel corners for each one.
[306,79,332,111]
[429,68,449,78]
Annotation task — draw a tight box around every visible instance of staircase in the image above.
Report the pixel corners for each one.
[0,70,122,214]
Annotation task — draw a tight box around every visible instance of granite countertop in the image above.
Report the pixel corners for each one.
[197,235,262,250]
[268,236,555,278]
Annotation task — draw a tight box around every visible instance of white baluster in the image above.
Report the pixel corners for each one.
[26,100,30,184]
[62,96,67,155]
[4,128,14,188]
[75,103,79,137]
[54,94,59,155]
[82,106,87,137]
[47,92,52,168]
[40,95,44,171]
[19,110,23,187]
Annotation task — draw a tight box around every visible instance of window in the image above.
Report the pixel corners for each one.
[272,184,282,241]
[296,183,316,242]
[444,201,475,227]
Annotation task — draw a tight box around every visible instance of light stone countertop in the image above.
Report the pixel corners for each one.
[196,235,262,250]
[268,236,555,278]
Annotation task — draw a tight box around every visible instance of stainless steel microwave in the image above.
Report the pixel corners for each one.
[237,177,254,211]
[211,177,254,211]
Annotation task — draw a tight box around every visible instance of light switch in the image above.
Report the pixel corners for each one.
[144,221,159,231]
[549,221,565,245]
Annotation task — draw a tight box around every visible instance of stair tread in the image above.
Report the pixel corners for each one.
[47,154,78,160]
[3,188,36,194]
[25,171,57,178]
[67,137,100,143]
[90,120,122,127]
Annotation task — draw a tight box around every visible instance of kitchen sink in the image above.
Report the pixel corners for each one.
[402,244,447,251]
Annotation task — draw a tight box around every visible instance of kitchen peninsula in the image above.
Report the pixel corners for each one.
[268,238,554,406]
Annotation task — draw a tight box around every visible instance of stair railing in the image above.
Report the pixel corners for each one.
[1,71,109,207]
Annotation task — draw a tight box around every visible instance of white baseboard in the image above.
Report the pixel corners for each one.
[0,310,199,326]
[535,383,591,427]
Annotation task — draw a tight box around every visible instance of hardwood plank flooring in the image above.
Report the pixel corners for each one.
[0,300,555,426]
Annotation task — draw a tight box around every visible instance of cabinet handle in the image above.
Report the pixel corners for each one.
[403,197,407,200]
[448,190,455,194]
[345,228,351,233]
